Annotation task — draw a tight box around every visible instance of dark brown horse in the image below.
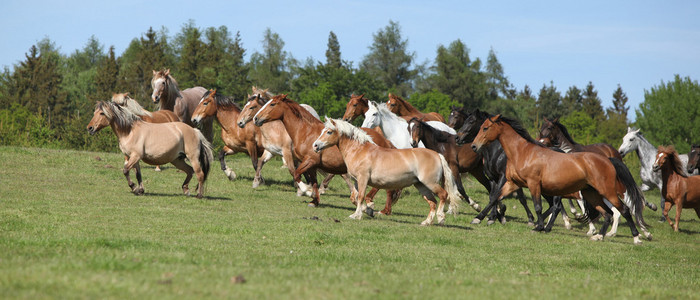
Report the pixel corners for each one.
[407,117,485,213]
[386,93,445,122]
[253,94,401,213]
[687,144,700,174]
[537,117,622,160]
[653,145,700,232]
[447,105,469,129]
[471,114,650,244]
[151,69,213,143]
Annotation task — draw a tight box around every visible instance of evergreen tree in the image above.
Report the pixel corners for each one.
[427,39,489,110]
[360,20,416,96]
[485,48,514,100]
[175,20,205,88]
[608,84,629,119]
[119,27,172,105]
[581,81,604,121]
[561,86,583,117]
[248,28,294,93]
[95,46,119,101]
[325,31,342,69]
[536,82,563,120]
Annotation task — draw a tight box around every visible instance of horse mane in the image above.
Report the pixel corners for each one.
[111,93,153,117]
[153,70,182,110]
[659,145,689,177]
[552,120,578,145]
[410,117,451,143]
[280,95,319,125]
[376,102,407,125]
[97,101,141,131]
[204,90,240,111]
[325,118,375,145]
[495,115,546,147]
[251,86,274,104]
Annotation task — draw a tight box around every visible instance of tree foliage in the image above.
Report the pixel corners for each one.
[360,20,416,97]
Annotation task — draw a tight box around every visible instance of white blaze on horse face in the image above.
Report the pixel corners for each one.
[151,78,165,98]
[253,100,274,121]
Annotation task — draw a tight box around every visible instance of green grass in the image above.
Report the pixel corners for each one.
[0,146,698,299]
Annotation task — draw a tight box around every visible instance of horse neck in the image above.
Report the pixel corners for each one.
[160,79,180,111]
[279,108,323,146]
[109,120,133,141]
[397,100,418,116]
[420,125,441,149]
[336,134,368,160]
[635,138,658,169]
[659,162,681,193]
[554,131,576,153]
[379,116,411,147]
[495,124,533,165]
[215,106,240,132]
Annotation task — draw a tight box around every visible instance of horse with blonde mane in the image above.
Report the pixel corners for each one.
[313,118,461,225]
[87,101,213,198]
[386,93,445,122]
[151,69,213,142]
[653,145,700,232]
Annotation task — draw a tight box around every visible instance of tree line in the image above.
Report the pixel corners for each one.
[0,20,697,153]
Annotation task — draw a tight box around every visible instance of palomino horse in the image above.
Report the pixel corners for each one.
[386,93,445,122]
[471,115,650,244]
[236,87,335,195]
[87,101,213,198]
[407,117,484,213]
[191,89,271,188]
[151,69,213,142]
[447,105,469,129]
[253,94,401,212]
[342,94,371,122]
[618,127,693,221]
[688,144,700,174]
[653,145,700,231]
[313,118,461,225]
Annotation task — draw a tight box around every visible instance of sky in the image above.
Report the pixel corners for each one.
[2,0,699,122]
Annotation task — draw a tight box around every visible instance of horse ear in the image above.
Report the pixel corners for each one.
[152,70,157,75]
[553,117,559,123]
[493,114,502,122]
[359,93,365,98]
[543,117,549,122]
[164,69,170,76]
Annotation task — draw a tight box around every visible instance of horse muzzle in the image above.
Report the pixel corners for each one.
[152,95,160,104]
[253,117,265,127]
[652,164,660,172]
[313,142,323,153]
[87,127,96,136]
[237,120,247,128]
[191,117,200,127]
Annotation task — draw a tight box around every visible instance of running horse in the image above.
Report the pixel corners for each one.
[313,118,461,225]
[386,93,446,122]
[538,117,622,160]
[151,69,213,143]
[471,114,650,244]
[87,101,213,198]
[688,144,700,174]
[342,94,371,122]
[653,145,700,232]
[253,94,401,213]
[191,89,271,188]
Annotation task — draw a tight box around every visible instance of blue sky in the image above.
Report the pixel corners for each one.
[2,0,699,121]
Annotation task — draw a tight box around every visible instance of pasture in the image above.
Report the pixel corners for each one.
[1,146,698,299]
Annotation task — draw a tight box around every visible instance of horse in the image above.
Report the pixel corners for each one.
[191,89,272,188]
[471,114,650,244]
[386,93,445,122]
[363,101,455,149]
[653,145,700,232]
[618,127,694,221]
[111,92,180,172]
[252,94,401,213]
[150,69,213,143]
[236,87,335,195]
[447,105,469,129]
[87,101,213,198]
[407,117,484,213]
[313,118,462,225]
[688,144,700,174]
[342,94,371,122]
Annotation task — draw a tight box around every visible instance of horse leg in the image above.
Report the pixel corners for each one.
[451,166,480,214]
[123,155,143,195]
[219,146,236,181]
[133,162,144,195]
[471,180,501,224]
[171,158,194,196]
[380,189,402,216]
[604,199,622,237]
[349,176,369,220]
[245,142,264,188]
[673,199,683,232]
[525,183,545,232]
[512,188,534,226]
[252,149,272,188]
[568,198,579,215]
[581,189,614,241]
[293,158,321,204]
[319,173,335,195]
[662,201,674,229]
[659,187,667,222]
[543,195,563,232]
[414,183,438,226]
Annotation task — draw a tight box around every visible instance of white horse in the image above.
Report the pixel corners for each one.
[619,127,695,220]
[361,101,455,149]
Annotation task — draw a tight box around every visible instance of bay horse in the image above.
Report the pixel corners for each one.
[87,101,213,198]
[447,105,469,129]
[253,94,401,213]
[407,117,484,213]
[688,144,700,174]
[653,145,700,232]
[313,118,461,225]
[236,87,335,196]
[471,114,650,244]
[342,94,371,122]
[386,93,445,122]
[111,92,180,172]
[191,89,271,188]
[151,69,213,143]
[618,127,694,221]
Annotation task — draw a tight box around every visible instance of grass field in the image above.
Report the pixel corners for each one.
[0,146,699,299]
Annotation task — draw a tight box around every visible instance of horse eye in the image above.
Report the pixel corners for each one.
[100,112,105,116]
[483,127,489,132]
[270,103,276,107]
[203,102,208,106]
[630,138,635,141]
[353,104,357,107]
[327,130,333,135]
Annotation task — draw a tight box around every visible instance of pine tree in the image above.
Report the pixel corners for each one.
[175,20,205,88]
[485,48,513,100]
[561,86,582,116]
[325,31,342,68]
[95,46,119,101]
[536,82,563,119]
[581,81,604,121]
[427,39,490,110]
[248,28,294,93]
[608,84,629,119]
[360,20,416,96]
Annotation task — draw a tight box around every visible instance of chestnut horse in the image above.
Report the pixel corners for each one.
[313,118,461,225]
[386,93,445,122]
[342,94,371,122]
[538,117,622,160]
[447,105,469,129]
[688,144,700,174]
[87,101,213,198]
[151,69,213,142]
[253,94,401,213]
[236,87,335,195]
[653,145,700,232]
[407,117,484,213]
[191,89,271,188]
[471,114,649,244]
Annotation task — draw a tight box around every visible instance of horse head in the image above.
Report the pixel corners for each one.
[253,94,287,126]
[151,69,171,104]
[313,118,341,153]
[407,118,423,148]
[537,117,558,146]
[87,101,111,135]
[192,89,217,126]
[618,127,641,158]
[386,93,403,115]
[471,114,503,153]
[361,101,381,129]
[687,145,700,173]
[343,94,368,122]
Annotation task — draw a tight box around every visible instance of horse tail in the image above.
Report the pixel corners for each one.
[196,129,214,182]
[609,157,647,227]
[438,154,462,209]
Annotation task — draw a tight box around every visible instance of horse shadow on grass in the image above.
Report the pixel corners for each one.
[138,192,232,201]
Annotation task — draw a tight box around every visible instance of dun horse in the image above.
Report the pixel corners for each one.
[151,69,213,142]
[191,89,270,188]
[471,115,650,244]
[87,101,213,198]
[253,94,401,213]
[653,146,700,232]
[313,118,461,225]
[386,93,445,122]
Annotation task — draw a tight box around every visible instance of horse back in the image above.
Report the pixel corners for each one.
[685,176,700,207]
[580,143,622,160]
[426,112,446,123]
[362,128,395,149]
[142,110,180,123]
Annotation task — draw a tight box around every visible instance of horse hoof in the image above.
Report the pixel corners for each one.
[658,216,666,223]
[349,213,362,220]
[471,218,482,225]
[564,223,572,230]
[590,234,604,241]
[646,202,658,211]
[487,219,496,226]
[154,166,162,172]
[224,168,237,181]
[365,207,375,218]
[544,227,552,233]
[318,187,326,195]
[645,233,653,241]
[437,218,446,226]
[586,230,595,236]
[472,203,481,212]
[308,203,318,208]
[296,189,304,197]
[196,194,203,199]
[633,236,643,245]
[605,232,617,238]
[532,225,544,232]
[420,221,431,226]
[527,221,535,227]
[500,217,507,225]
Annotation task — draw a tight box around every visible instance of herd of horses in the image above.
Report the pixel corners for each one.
[86,69,700,245]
